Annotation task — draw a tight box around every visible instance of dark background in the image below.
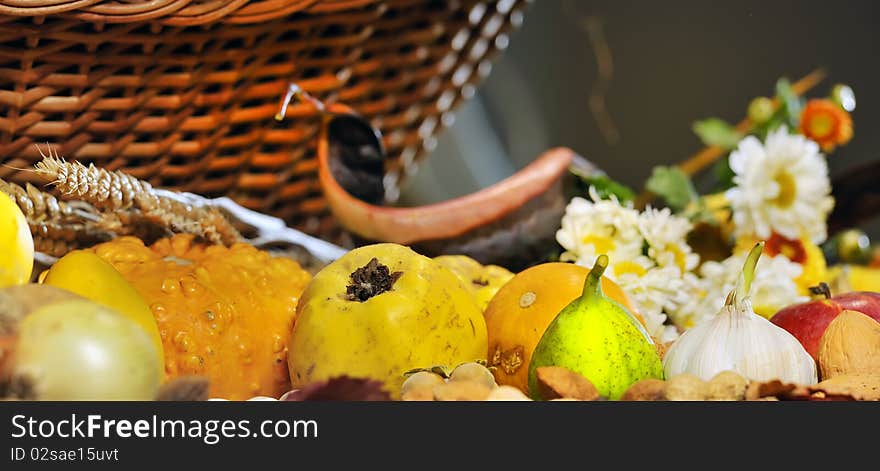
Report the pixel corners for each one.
[2,402,876,468]
[402,0,880,235]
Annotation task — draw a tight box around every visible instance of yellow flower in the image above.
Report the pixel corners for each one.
[701,192,735,240]
[612,260,649,278]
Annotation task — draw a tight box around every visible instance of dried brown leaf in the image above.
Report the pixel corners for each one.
[0,374,36,400]
[535,366,601,401]
[620,379,666,401]
[744,380,820,401]
[810,374,880,401]
[745,380,798,400]
[282,376,392,401]
[155,376,211,401]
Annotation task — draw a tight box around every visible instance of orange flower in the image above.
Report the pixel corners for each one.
[799,99,853,151]
[763,232,807,264]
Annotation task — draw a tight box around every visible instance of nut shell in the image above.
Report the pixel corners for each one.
[706,371,748,401]
[664,374,708,401]
[620,378,666,401]
[818,310,880,381]
[486,385,532,401]
[432,381,492,401]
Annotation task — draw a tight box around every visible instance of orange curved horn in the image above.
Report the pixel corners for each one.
[318,140,576,245]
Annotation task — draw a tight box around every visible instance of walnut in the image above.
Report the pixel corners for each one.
[818,310,880,381]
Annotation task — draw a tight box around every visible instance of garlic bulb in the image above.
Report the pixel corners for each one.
[663,243,817,384]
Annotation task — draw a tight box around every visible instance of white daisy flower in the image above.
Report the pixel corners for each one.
[638,206,699,272]
[556,186,643,268]
[725,126,834,244]
[557,187,703,341]
[663,272,706,331]
[614,263,688,341]
[668,251,809,329]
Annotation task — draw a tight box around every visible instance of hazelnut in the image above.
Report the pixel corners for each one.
[706,371,747,401]
[664,373,708,401]
[432,381,492,401]
[486,385,532,401]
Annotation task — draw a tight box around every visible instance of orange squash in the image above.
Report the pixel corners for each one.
[484,262,643,393]
[90,234,311,400]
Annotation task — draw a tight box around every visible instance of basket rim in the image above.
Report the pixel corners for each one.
[0,0,383,25]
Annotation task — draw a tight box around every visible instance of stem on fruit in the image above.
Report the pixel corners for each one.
[808,282,832,300]
[345,258,402,302]
[726,242,764,308]
[582,254,609,298]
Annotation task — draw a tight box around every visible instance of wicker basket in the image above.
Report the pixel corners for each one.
[0,0,529,245]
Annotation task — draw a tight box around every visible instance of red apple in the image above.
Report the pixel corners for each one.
[770,286,880,360]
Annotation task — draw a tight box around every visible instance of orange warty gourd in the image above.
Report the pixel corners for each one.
[90,235,312,400]
[484,262,644,393]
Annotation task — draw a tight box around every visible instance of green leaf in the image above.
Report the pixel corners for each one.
[753,109,786,140]
[712,155,736,191]
[692,118,744,150]
[571,169,636,203]
[645,166,699,212]
[775,78,803,128]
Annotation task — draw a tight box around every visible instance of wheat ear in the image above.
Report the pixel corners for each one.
[33,236,78,258]
[0,179,91,223]
[0,178,116,245]
[33,149,148,212]
[33,150,242,246]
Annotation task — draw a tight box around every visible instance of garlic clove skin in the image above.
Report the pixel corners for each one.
[663,303,818,385]
[664,243,818,385]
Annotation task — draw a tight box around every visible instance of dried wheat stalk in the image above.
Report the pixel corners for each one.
[33,149,242,246]
[30,220,111,244]
[33,157,146,212]
[0,178,116,247]
[32,236,79,258]
[0,179,87,223]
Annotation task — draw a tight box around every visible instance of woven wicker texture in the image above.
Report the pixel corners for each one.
[0,0,529,245]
